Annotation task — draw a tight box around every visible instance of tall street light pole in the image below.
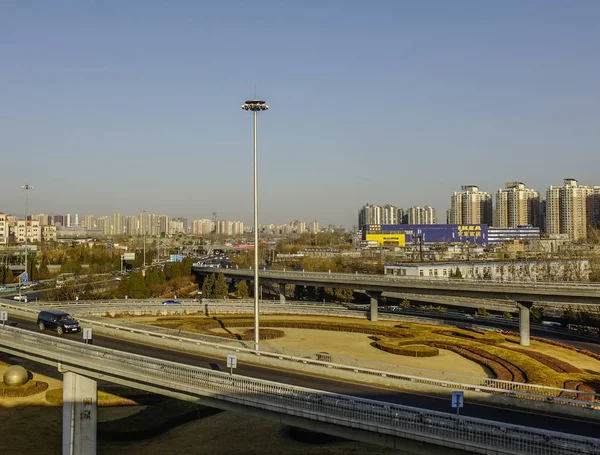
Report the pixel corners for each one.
[21,185,33,280]
[241,99,269,351]
[141,209,147,271]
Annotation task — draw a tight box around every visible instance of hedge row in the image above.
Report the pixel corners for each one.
[506,347,581,374]
[432,343,526,382]
[432,329,505,344]
[0,381,48,398]
[504,331,600,362]
[560,381,597,402]
[239,329,285,341]
[375,341,439,358]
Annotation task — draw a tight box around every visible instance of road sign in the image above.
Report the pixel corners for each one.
[123,253,136,261]
[227,354,237,375]
[21,273,28,283]
[452,391,464,417]
[83,328,93,344]
[0,311,7,325]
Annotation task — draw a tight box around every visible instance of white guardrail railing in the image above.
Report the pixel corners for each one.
[0,324,598,455]
[2,300,597,408]
[194,267,600,292]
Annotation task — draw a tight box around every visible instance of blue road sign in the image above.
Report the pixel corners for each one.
[22,273,28,283]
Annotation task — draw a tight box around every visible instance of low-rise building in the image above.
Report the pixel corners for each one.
[384,259,590,282]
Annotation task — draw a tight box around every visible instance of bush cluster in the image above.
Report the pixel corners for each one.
[432,329,505,344]
[560,381,597,402]
[503,332,600,361]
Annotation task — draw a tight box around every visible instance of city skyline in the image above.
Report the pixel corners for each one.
[1,2,599,228]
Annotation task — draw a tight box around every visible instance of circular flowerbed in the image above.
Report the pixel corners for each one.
[0,381,48,398]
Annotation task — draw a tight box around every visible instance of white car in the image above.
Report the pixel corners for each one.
[13,295,28,302]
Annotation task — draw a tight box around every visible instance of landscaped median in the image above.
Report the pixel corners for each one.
[138,315,600,398]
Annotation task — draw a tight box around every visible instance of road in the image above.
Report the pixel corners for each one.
[5,315,600,439]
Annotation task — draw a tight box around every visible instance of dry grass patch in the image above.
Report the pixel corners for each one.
[46,389,140,407]
[0,381,48,398]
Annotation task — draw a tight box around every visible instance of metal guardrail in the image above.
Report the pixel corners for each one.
[2,300,598,407]
[194,267,600,293]
[0,325,598,455]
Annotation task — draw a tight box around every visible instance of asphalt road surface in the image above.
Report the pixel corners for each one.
[5,315,600,439]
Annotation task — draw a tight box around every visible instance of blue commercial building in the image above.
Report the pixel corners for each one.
[364,224,488,245]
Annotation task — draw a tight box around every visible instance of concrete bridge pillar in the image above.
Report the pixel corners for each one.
[516,301,533,347]
[366,291,382,322]
[62,371,97,455]
[279,283,286,304]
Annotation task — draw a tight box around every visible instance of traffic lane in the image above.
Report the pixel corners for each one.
[7,316,600,438]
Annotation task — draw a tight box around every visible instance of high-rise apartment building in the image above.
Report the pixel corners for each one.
[546,178,600,240]
[96,216,111,236]
[407,206,437,224]
[33,214,52,226]
[66,213,71,227]
[74,214,79,226]
[494,182,540,228]
[0,213,8,244]
[192,219,214,235]
[358,204,381,229]
[53,215,64,226]
[111,214,123,236]
[125,216,139,236]
[82,215,96,229]
[309,220,320,233]
[449,185,492,225]
[381,204,399,224]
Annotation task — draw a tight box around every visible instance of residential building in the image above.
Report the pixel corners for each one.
[125,216,139,236]
[382,204,399,224]
[407,206,437,224]
[449,185,492,225]
[13,220,41,243]
[82,215,96,229]
[494,182,540,228]
[42,225,57,242]
[111,213,123,236]
[192,219,214,235]
[53,215,64,226]
[0,213,8,244]
[66,213,71,227]
[96,216,111,236]
[384,259,589,282]
[358,203,381,229]
[545,178,600,240]
[309,220,320,233]
[33,213,52,226]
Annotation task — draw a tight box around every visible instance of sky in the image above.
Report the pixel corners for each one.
[1,1,599,229]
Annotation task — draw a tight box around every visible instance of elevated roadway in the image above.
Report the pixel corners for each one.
[1,320,599,455]
[193,267,600,345]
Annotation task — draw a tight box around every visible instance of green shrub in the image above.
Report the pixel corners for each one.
[375,340,439,357]
[477,306,490,317]
[503,311,513,320]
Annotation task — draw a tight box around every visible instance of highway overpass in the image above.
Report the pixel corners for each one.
[193,267,600,345]
[1,324,599,455]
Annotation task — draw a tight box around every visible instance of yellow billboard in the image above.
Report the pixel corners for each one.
[365,233,405,247]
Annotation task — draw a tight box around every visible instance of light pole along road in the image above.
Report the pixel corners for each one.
[241,99,269,351]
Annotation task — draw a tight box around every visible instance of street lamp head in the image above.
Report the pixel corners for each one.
[241,100,269,112]
[21,185,33,190]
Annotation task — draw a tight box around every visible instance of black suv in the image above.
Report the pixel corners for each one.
[37,310,81,336]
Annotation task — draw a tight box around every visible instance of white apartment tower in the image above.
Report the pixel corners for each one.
[494,182,540,228]
[358,203,381,229]
[407,206,438,224]
[449,185,493,225]
[546,178,600,240]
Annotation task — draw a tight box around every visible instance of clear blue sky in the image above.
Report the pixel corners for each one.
[1,1,599,228]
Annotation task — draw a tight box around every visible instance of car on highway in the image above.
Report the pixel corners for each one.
[162,300,181,305]
[13,295,28,302]
[37,310,81,335]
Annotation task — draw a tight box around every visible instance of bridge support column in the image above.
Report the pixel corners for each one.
[366,291,382,322]
[62,371,97,455]
[279,284,286,304]
[516,301,533,347]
